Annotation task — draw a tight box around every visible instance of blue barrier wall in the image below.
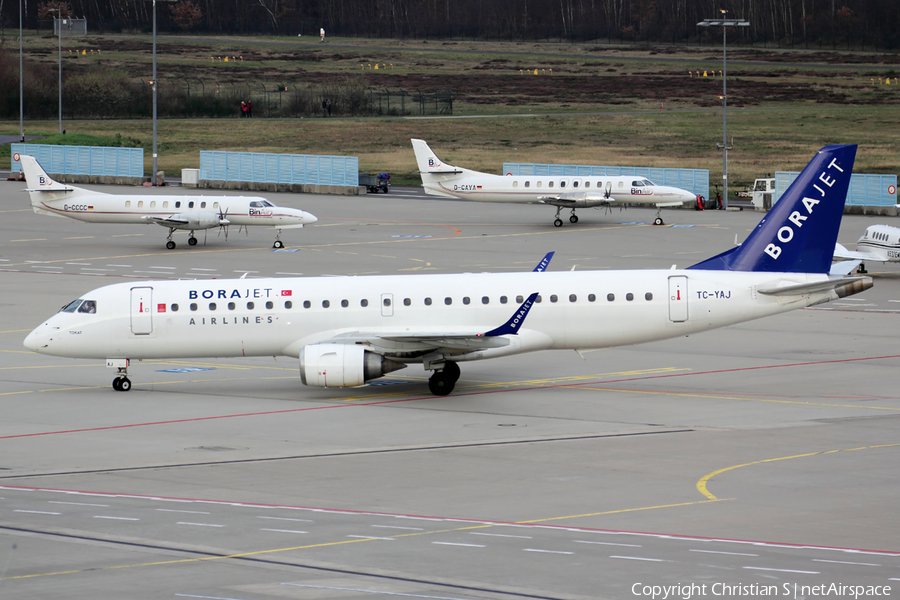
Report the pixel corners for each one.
[775,171,897,207]
[200,151,359,186]
[11,144,144,177]
[503,162,709,200]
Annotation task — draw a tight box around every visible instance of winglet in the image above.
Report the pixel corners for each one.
[688,144,856,273]
[483,292,539,337]
[533,252,554,272]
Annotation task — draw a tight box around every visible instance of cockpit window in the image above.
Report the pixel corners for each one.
[78,300,97,314]
[250,200,275,208]
[642,179,655,186]
[631,179,655,187]
[60,299,83,313]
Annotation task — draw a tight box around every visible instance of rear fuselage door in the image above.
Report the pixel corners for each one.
[668,276,688,322]
[131,286,153,334]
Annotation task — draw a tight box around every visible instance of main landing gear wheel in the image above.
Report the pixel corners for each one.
[553,218,563,228]
[428,361,460,396]
[112,377,132,392]
[166,240,176,249]
[569,214,579,224]
[273,240,285,249]
[653,216,665,226]
[188,236,198,246]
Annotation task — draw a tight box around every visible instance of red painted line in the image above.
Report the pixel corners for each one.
[5,354,896,441]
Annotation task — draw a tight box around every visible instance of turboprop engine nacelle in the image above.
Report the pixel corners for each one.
[299,343,407,387]
[178,212,228,230]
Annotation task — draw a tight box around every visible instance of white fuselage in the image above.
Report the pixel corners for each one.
[25,269,836,363]
[421,172,697,208]
[31,192,315,229]
[856,224,900,262]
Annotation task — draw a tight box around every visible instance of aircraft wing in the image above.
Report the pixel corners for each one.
[834,242,883,262]
[298,292,540,354]
[143,215,191,227]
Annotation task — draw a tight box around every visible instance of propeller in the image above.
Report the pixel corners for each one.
[216,207,230,240]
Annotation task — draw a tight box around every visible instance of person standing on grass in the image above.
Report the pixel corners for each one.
[320,27,325,42]
[240,101,246,118]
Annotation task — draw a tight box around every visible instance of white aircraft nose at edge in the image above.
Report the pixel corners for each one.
[834,223,900,273]
[17,154,317,249]
[411,138,700,227]
[24,145,869,396]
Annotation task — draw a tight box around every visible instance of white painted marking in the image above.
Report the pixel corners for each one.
[24,260,48,263]
[134,271,177,275]
[689,549,758,557]
[257,516,312,522]
[177,522,224,527]
[80,268,115,272]
[150,266,177,270]
[275,272,304,276]
[610,555,664,562]
[469,532,532,539]
[32,266,63,269]
[523,549,573,555]
[811,559,880,566]
[576,540,640,547]
[233,270,259,273]
[347,535,395,540]
[260,528,307,534]
[372,524,425,531]
[94,515,140,521]
[15,510,60,515]
[66,262,92,265]
[49,501,110,507]
[106,264,132,267]
[190,268,218,271]
[432,542,485,548]
[281,582,476,600]
[743,566,819,574]
[157,508,210,514]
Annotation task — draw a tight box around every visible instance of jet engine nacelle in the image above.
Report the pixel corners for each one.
[299,343,406,387]
[174,212,228,230]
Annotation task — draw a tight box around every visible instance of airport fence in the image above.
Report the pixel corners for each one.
[199,151,359,186]
[775,172,897,208]
[11,144,144,178]
[504,162,709,200]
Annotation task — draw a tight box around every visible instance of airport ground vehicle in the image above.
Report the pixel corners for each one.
[360,173,391,193]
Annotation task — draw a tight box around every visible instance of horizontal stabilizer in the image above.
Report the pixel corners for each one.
[757,275,872,296]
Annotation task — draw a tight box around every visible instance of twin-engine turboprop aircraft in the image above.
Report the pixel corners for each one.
[411,139,699,226]
[17,154,317,249]
[834,224,900,272]
[25,145,869,396]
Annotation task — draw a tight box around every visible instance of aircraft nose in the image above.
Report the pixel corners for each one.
[23,324,50,353]
[299,210,317,224]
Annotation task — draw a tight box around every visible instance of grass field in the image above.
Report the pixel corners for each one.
[2,33,899,189]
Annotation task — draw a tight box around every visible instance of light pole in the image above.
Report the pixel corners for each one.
[149,0,178,185]
[48,8,62,134]
[698,11,749,209]
[19,0,24,142]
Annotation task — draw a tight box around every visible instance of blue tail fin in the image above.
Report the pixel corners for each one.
[689,144,856,273]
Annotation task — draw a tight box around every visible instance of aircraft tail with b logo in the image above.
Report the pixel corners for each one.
[18,154,96,210]
[689,144,857,274]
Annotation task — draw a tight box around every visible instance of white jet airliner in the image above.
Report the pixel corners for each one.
[17,154,317,249]
[411,139,699,227]
[25,145,868,396]
[834,224,900,272]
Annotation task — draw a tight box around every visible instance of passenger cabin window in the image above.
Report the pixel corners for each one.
[266,301,274,309]
[537,181,542,188]
[171,304,179,312]
[584,181,591,188]
[626,293,634,301]
[303,301,311,309]
[125,201,131,208]
[228,302,236,310]
[524,181,531,188]
[482,296,489,305]
[588,294,596,302]
[188,201,195,208]
[383,298,391,307]
[150,201,156,208]
[500,296,508,304]
[361,299,369,307]
[607,294,615,302]
[548,181,554,188]
[569,294,577,302]
[512,181,518,188]
[403,298,411,306]
[573,181,579,188]
[445,297,452,305]
[424,298,432,306]
[77,300,97,314]
[163,201,169,208]
[247,302,255,309]
[138,201,143,208]
[560,181,567,188]
[645,293,653,301]
[322,300,330,308]
[190,303,198,311]
[175,201,181,208]
[214,202,219,209]
[209,303,217,310]
[341,300,349,308]
[285,301,292,309]
[201,202,207,209]
[550,295,558,303]
[463,297,470,305]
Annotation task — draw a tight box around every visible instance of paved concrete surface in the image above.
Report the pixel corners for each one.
[1,179,899,599]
